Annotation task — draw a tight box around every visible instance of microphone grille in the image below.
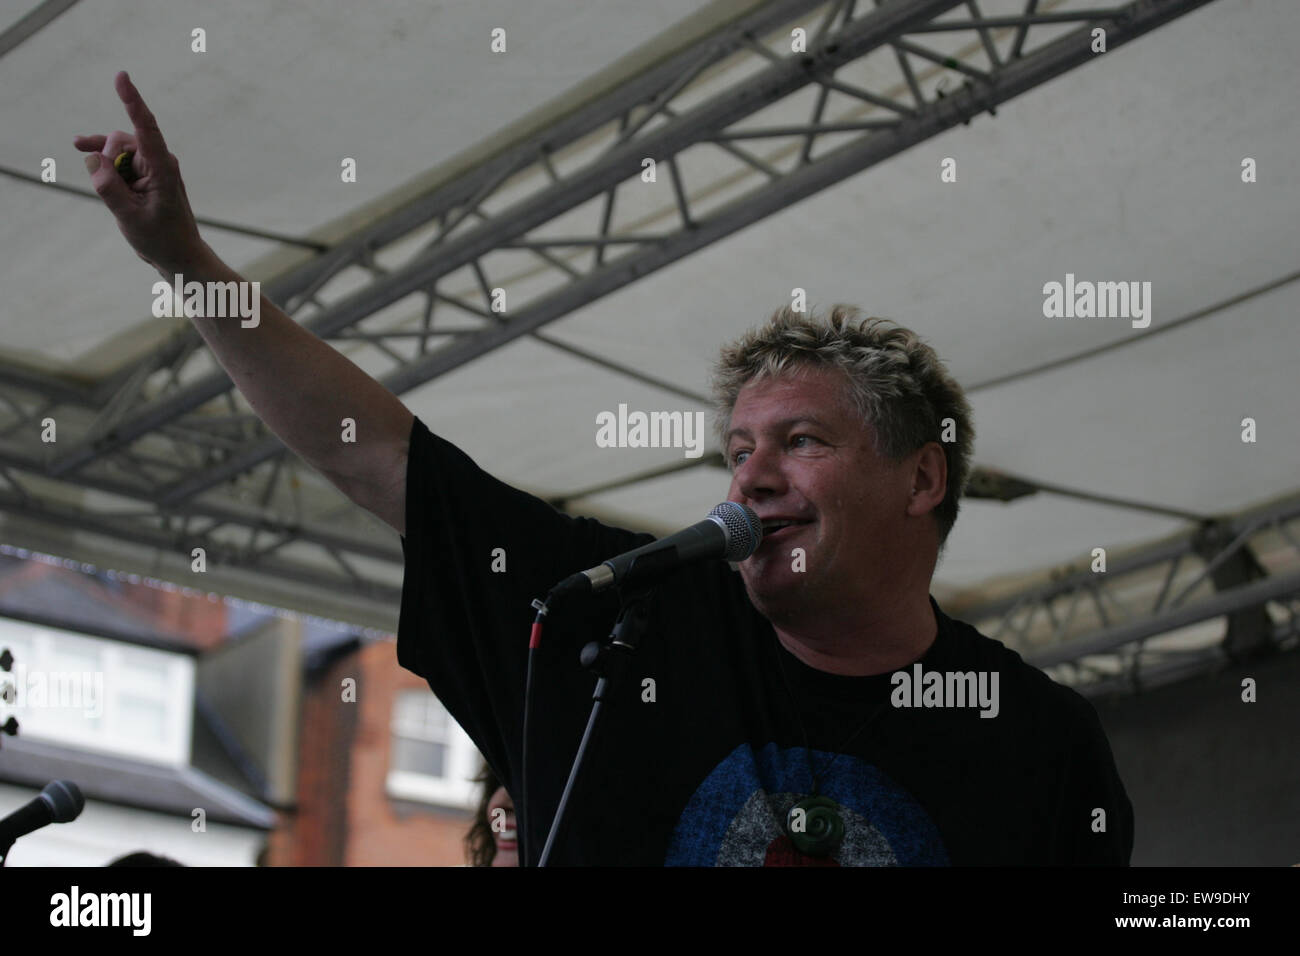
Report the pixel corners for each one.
[708,501,763,561]
[40,780,85,823]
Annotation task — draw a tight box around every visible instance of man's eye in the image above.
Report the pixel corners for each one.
[730,450,750,467]
[791,434,816,448]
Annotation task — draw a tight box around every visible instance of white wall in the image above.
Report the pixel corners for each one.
[0,784,264,867]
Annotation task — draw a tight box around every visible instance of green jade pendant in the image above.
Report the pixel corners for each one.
[786,795,845,857]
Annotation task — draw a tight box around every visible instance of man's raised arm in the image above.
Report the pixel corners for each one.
[76,71,413,535]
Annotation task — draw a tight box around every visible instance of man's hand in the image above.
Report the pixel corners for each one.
[74,71,211,276]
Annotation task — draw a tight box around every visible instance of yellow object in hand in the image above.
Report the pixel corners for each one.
[113,150,138,183]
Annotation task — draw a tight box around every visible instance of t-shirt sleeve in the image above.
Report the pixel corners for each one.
[395,414,651,790]
[1059,689,1135,864]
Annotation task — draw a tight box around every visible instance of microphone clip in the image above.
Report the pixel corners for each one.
[579,588,653,688]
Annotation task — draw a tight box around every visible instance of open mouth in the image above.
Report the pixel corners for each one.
[759,518,813,542]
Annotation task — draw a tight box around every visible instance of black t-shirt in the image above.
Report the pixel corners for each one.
[398,416,1134,865]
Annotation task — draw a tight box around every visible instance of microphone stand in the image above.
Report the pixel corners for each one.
[535,558,668,866]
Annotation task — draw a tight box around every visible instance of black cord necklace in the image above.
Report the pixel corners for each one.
[772,637,893,858]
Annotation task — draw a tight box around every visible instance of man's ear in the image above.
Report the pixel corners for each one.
[906,442,947,518]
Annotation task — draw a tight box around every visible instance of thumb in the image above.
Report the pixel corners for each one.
[85,152,137,219]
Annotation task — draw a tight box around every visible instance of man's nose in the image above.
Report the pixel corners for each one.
[732,443,787,501]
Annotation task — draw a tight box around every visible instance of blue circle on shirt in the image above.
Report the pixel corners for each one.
[665,741,949,866]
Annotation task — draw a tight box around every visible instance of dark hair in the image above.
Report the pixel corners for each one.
[106,851,184,867]
[465,763,501,867]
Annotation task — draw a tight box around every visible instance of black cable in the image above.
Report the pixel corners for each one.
[521,595,552,867]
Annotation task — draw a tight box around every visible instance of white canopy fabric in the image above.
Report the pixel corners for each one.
[0,0,1296,638]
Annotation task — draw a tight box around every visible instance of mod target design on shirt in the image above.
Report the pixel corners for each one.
[666,741,949,866]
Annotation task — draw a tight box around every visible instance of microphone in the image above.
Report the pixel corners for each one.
[0,780,85,851]
[550,501,762,600]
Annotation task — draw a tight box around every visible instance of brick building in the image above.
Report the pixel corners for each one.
[266,636,479,866]
[0,549,481,867]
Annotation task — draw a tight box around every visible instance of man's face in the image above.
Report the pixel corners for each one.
[724,365,913,622]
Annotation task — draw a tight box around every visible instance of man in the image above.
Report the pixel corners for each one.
[78,72,1133,866]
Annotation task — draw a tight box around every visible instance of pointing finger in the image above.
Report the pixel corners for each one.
[113,70,168,163]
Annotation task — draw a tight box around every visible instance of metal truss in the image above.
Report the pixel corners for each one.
[950,493,1300,694]
[0,0,1218,622]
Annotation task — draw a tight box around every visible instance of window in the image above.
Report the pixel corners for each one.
[0,617,193,765]
[386,690,479,808]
